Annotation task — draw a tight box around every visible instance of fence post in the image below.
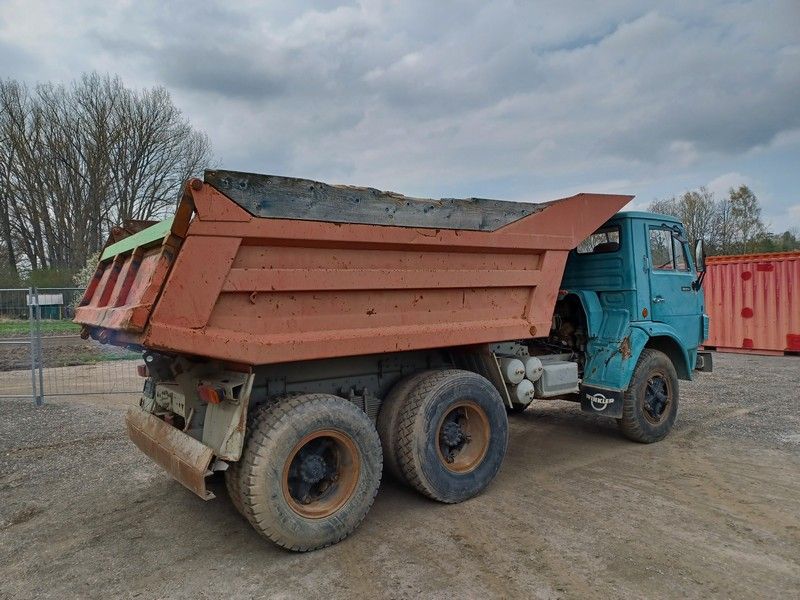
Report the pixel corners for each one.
[27,286,41,405]
[34,287,44,405]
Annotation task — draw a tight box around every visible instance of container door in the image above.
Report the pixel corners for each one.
[646,224,701,349]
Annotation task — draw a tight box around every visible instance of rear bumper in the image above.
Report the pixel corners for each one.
[125,406,215,500]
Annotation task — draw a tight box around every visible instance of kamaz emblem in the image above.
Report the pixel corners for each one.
[586,392,614,411]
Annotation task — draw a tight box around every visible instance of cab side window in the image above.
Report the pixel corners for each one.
[649,229,674,270]
[577,226,620,254]
[649,227,689,271]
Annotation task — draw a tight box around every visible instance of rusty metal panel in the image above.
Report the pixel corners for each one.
[139,183,630,365]
[125,407,215,500]
[704,251,800,355]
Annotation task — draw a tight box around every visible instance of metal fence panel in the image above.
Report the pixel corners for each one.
[0,288,38,402]
[0,287,143,403]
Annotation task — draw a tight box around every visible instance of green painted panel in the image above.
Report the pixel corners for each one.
[100,217,174,261]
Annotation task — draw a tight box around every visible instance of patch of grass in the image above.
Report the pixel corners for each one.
[0,319,81,336]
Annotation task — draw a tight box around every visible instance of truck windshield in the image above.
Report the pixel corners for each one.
[577,225,620,254]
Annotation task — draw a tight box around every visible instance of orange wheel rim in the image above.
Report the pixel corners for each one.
[281,429,360,519]
[436,401,490,473]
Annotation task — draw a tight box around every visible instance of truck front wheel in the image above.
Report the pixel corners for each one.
[237,393,382,551]
[619,349,679,443]
[396,370,508,503]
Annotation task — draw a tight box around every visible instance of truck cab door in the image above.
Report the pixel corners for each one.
[645,224,701,349]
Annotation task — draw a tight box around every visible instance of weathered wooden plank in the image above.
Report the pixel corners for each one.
[204,170,543,231]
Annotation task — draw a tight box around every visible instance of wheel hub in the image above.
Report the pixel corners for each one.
[440,419,466,448]
[299,453,328,483]
[436,401,489,472]
[283,430,360,518]
[644,376,669,420]
[439,413,471,464]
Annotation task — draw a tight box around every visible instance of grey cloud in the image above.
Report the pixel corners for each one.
[1,0,798,225]
[0,39,36,74]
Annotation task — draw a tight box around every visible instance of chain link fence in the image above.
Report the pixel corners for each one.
[0,287,143,404]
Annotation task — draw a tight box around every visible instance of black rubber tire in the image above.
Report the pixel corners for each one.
[396,370,508,503]
[225,451,246,516]
[376,371,437,482]
[238,393,382,551]
[225,393,301,517]
[619,349,679,443]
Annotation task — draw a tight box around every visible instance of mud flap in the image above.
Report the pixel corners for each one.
[695,351,713,372]
[125,406,216,500]
[579,384,624,418]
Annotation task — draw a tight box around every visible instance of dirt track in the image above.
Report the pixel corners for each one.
[0,334,138,372]
[1,352,798,599]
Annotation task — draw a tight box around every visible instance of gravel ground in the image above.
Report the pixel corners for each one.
[0,352,798,599]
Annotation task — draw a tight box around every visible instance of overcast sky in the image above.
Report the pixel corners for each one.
[1,0,799,229]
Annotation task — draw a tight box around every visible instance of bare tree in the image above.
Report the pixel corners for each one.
[649,187,717,248]
[649,185,769,256]
[714,193,735,254]
[729,185,765,254]
[0,73,212,276]
[0,80,26,276]
[106,80,210,227]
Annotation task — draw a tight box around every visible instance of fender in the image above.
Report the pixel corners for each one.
[583,326,649,391]
[560,291,694,384]
[630,322,695,380]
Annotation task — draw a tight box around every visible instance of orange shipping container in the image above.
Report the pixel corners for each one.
[704,251,800,355]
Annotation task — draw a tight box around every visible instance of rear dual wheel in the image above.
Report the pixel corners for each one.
[376,371,434,481]
[230,393,382,551]
[225,392,303,517]
[379,369,509,503]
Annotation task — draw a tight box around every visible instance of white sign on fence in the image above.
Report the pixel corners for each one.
[26,293,64,306]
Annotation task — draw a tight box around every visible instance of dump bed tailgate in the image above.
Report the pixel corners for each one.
[74,199,192,338]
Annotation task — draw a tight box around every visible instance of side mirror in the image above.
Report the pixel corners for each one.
[692,239,707,290]
[694,239,706,272]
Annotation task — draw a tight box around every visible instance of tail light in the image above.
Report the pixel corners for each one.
[197,384,225,404]
[136,364,149,377]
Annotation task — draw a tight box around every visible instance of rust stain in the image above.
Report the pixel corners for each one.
[620,336,631,359]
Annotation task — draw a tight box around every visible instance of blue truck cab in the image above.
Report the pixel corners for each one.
[543,211,711,442]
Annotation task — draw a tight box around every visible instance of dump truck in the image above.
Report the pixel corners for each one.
[75,170,711,551]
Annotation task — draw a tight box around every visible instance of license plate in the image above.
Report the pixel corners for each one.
[154,383,186,417]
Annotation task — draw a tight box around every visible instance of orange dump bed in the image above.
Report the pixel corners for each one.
[75,171,630,365]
